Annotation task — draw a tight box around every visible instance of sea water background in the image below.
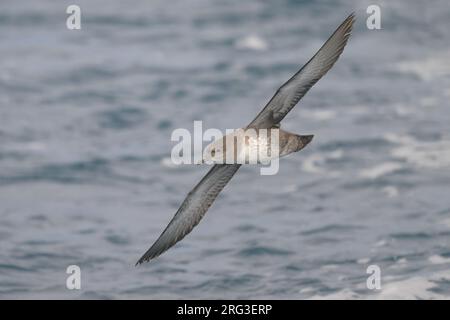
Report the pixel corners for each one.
[1,0,450,299]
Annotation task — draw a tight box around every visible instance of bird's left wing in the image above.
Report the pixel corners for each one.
[247,13,355,129]
[137,164,241,264]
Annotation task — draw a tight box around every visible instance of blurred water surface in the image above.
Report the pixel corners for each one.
[1,0,450,299]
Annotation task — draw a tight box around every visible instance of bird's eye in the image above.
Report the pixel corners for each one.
[211,149,216,156]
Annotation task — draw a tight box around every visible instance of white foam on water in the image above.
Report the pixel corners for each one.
[267,183,298,195]
[357,258,371,264]
[309,288,359,300]
[382,186,399,198]
[396,50,450,81]
[374,240,387,247]
[299,287,315,294]
[441,218,450,228]
[303,110,337,121]
[310,270,450,300]
[160,157,178,168]
[320,264,339,271]
[359,162,403,179]
[235,35,268,51]
[385,133,450,169]
[393,104,414,116]
[4,141,47,153]
[428,255,450,265]
[301,150,343,176]
[388,258,408,270]
[419,97,438,108]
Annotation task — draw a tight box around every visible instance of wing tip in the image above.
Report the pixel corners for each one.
[135,246,165,265]
[346,11,356,23]
[343,12,356,34]
[330,12,355,55]
[135,253,147,265]
[135,253,155,266]
[135,255,148,266]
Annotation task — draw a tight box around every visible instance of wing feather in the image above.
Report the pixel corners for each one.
[136,164,241,264]
[247,13,355,128]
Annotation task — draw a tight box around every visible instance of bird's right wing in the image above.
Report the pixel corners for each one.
[247,13,355,129]
[136,164,241,264]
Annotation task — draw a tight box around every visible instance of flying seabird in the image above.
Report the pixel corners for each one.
[137,13,355,264]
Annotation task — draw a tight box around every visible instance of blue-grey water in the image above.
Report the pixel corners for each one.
[1,0,450,299]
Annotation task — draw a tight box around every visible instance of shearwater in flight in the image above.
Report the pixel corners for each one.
[137,13,355,264]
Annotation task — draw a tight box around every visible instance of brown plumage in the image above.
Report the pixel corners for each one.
[137,13,355,264]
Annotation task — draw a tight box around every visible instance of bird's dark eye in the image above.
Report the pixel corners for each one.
[211,149,216,156]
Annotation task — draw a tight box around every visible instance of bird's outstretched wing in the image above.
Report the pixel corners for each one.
[137,14,354,264]
[247,13,355,129]
[136,164,241,264]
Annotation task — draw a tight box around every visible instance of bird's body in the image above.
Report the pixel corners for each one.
[202,128,314,165]
[137,13,355,264]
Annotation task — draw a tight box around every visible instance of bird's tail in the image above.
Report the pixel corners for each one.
[294,134,314,152]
